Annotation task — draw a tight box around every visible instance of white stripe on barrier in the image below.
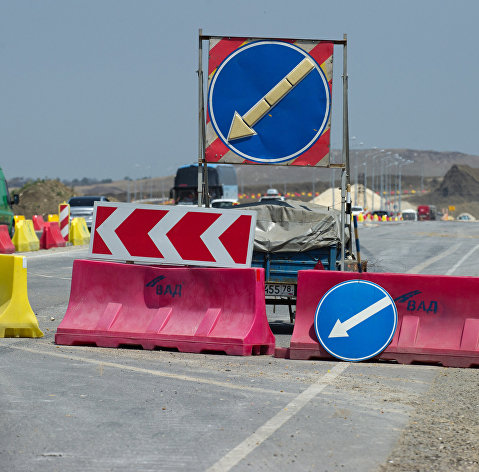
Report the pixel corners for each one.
[59,207,69,220]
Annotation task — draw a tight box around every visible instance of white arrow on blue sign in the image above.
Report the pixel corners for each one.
[208,40,331,164]
[314,280,398,362]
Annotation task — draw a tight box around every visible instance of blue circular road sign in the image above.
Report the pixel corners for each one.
[314,280,398,362]
[208,41,331,164]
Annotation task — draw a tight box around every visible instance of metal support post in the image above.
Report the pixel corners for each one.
[197,29,205,207]
[342,34,352,261]
[340,168,346,271]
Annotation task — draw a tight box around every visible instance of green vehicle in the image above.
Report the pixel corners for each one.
[0,167,19,237]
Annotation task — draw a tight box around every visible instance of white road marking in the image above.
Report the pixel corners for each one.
[206,362,350,472]
[18,247,88,259]
[406,242,462,274]
[27,272,71,280]
[446,244,479,275]
[5,345,292,396]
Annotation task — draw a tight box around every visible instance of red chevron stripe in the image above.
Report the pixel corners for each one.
[115,209,167,258]
[308,42,334,68]
[208,37,247,75]
[219,215,252,264]
[205,137,230,163]
[92,206,117,255]
[291,128,331,166]
[167,212,221,262]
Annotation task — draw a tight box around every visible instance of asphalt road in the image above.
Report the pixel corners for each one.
[1,220,478,471]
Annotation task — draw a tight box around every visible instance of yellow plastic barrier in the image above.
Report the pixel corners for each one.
[381,215,387,222]
[11,219,40,252]
[0,254,43,337]
[48,214,59,222]
[69,218,90,246]
[357,213,364,222]
[14,215,25,224]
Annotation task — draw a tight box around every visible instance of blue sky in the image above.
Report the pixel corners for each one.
[1,1,478,180]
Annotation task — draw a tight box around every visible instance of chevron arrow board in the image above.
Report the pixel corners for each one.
[89,202,257,268]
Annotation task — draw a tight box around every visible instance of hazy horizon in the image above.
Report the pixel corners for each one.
[2,1,479,180]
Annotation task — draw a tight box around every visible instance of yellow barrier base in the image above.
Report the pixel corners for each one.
[0,255,43,338]
[11,219,40,252]
[69,218,91,246]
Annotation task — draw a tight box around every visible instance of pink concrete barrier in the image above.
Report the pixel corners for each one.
[55,260,275,356]
[32,215,46,231]
[40,222,67,249]
[276,270,479,368]
[0,225,15,254]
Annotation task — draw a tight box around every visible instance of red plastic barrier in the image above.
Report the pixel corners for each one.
[55,260,275,356]
[276,270,479,368]
[40,222,67,249]
[32,215,46,231]
[0,225,15,254]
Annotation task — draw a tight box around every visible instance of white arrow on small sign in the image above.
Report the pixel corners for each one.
[328,296,392,338]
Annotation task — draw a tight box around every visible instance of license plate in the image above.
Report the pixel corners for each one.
[265,283,296,297]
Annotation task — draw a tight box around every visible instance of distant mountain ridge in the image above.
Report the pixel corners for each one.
[235,148,479,185]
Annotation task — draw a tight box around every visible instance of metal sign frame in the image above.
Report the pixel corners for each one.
[198,30,351,269]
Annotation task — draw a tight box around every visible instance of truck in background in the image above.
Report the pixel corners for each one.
[401,209,418,221]
[170,164,238,205]
[0,167,19,237]
[417,205,437,221]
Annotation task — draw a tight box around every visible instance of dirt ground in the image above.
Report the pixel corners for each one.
[379,368,479,472]
[14,179,74,219]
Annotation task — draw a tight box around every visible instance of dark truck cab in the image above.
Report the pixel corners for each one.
[0,167,19,237]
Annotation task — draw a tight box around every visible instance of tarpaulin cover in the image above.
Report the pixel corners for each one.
[234,200,347,253]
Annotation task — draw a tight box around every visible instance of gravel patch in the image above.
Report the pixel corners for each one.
[378,368,479,472]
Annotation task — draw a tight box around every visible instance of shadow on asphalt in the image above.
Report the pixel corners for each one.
[269,322,294,335]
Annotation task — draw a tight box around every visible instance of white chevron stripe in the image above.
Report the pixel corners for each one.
[148,210,184,263]
[206,121,218,146]
[96,206,135,259]
[200,213,239,266]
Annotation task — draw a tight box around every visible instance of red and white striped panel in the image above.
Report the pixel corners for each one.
[89,202,257,269]
[205,37,333,167]
[59,203,70,241]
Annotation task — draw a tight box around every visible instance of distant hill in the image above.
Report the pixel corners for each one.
[407,164,479,218]
[8,149,479,214]
[435,165,479,201]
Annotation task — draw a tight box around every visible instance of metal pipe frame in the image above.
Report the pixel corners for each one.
[198,32,350,267]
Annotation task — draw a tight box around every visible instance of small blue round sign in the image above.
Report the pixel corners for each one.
[208,40,331,164]
[314,280,398,362]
